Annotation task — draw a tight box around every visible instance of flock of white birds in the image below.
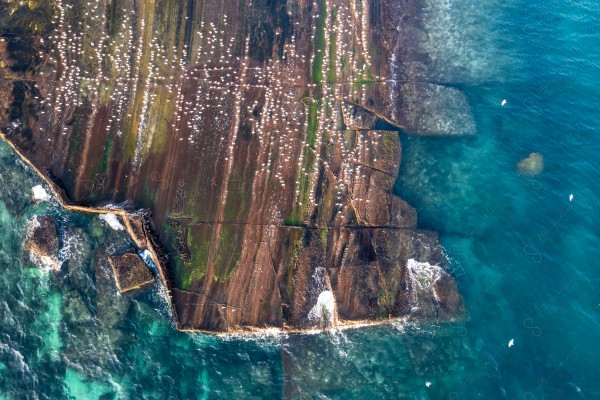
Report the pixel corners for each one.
[33,0,392,224]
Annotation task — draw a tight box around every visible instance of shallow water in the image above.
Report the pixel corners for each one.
[2,0,600,398]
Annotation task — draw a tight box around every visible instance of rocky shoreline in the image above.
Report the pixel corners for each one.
[3,124,465,334]
[0,131,181,323]
[1,0,470,332]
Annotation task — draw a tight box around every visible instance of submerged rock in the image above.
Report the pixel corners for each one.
[108,251,154,293]
[398,83,476,136]
[63,290,93,326]
[96,252,132,341]
[26,216,60,271]
[517,152,544,175]
[358,82,477,136]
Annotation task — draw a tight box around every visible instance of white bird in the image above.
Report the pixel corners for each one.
[569,194,574,202]
[501,99,507,107]
[425,382,432,388]
[508,338,514,348]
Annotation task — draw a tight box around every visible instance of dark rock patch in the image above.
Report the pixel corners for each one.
[108,251,154,293]
[26,216,60,271]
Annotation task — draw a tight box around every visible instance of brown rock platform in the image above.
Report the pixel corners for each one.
[108,251,155,293]
[1,0,469,332]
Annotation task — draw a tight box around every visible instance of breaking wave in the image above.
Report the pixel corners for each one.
[98,214,125,231]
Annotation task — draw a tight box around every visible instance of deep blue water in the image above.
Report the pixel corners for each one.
[1,0,600,398]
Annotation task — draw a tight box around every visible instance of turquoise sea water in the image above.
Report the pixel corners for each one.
[1,0,600,398]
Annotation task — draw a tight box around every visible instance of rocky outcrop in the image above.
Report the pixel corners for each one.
[108,251,154,293]
[2,0,467,331]
[26,216,60,271]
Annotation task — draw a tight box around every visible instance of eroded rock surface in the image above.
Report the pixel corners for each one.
[2,0,467,331]
[108,251,154,293]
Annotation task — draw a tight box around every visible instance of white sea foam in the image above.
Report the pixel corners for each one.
[28,252,60,274]
[217,328,288,346]
[31,185,51,202]
[140,249,154,264]
[407,259,443,289]
[406,259,444,306]
[58,232,85,267]
[148,279,175,321]
[104,203,122,209]
[98,214,125,231]
[308,291,336,327]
